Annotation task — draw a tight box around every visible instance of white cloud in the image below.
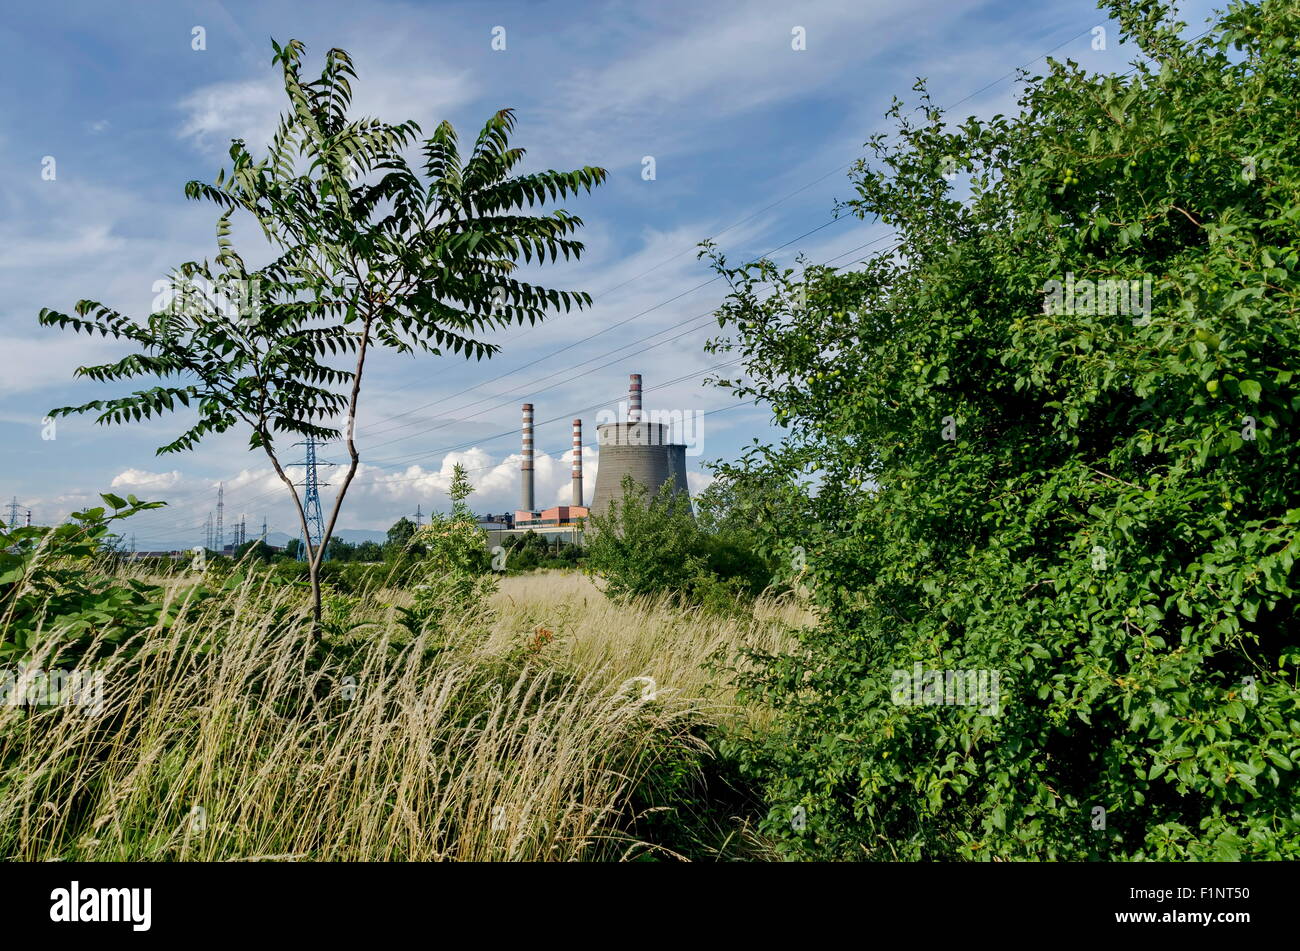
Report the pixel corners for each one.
[0,178,218,398]
[533,0,965,165]
[111,468,183,490]
[177,78,283,153]
[177,54,477,156]
[0,223,125,271]
[686,470,714,497]
[0,334,124,398]
[350,443,602,515]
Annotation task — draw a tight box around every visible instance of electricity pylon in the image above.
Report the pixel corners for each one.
[292,437,334,562]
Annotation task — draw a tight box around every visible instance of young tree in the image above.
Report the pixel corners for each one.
[447,462,476,518]
[584,477,709,602]
[234,538,276,564]
[354,540,383,562]
[385,517,417,556]
[402,462,493,634]
[325,536,356,562]
[38,40,605,629]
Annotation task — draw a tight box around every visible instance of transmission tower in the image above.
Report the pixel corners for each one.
[4,497,20,531]
[292,436,334,562]
[260,517,268,543]
[215,483,225,554]
[238,515,247,549]
[204,512,213,552]
[413,504,423,528]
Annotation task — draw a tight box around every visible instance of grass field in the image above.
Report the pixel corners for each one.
[0,567,806,861]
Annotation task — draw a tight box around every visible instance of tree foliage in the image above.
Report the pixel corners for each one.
[585,479,708,603]
[0,495,200,667]
[585,476,780,612]
[37,39,604,627]
[401,465,495,636]
[710,0,1300,859]
[385,517,420,557]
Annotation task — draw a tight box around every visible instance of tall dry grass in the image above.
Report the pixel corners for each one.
[0,567,803,861]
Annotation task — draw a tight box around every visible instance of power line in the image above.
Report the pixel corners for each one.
[356,233,894,467]
[118,353,752,540]
[121,229,893,542]
[309,23,1106,448]
[362,213,851,440]
[281,395,766,495]
[119,226,876,543]
[357,227,893,460]
[119,232,898,542]
[348,21,1204,467]
[111,20,1113,541]
[120,239,896,543]
[119,397,767,548]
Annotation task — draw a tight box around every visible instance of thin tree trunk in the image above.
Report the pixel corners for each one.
[311,315,374,627]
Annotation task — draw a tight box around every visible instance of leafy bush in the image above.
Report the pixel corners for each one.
[584,476,782,613]
[399,465,498,636]
[0,494,200,666]
[584,480,711,603]
[267,559,310,586]
[265,557,421,596]
[502,531,583,573]
[324,561,412,595]
[712,0,1300,860]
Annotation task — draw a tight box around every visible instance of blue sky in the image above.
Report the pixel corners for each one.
[0,0,1220,547]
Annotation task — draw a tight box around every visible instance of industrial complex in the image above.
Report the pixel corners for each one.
[480,373,692,547]
[5,374,692,557]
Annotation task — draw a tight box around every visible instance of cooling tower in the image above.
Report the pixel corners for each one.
[589,374,692,519]
[664,442,690,497]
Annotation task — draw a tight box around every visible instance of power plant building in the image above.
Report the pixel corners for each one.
[510,405,588,543]
[498,373,692,546]
[589,373,691,519]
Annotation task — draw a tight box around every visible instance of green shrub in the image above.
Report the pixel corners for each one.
[398,500,498,638]
[584,476,781,613]
[584,479,711,603]
[268,559,310,586]
[0,494,203,667]
[712,0,1300,860]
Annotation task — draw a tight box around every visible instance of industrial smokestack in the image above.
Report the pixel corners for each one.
[521,403,535,512]
[628,373,643,423]
[572,419,584,507]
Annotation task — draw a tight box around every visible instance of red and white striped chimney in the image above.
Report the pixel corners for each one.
[521,403,535,512]
[628,373,643,423]
[571,419,583,507]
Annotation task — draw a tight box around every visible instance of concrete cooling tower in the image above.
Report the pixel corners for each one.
[589,373,692,518]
